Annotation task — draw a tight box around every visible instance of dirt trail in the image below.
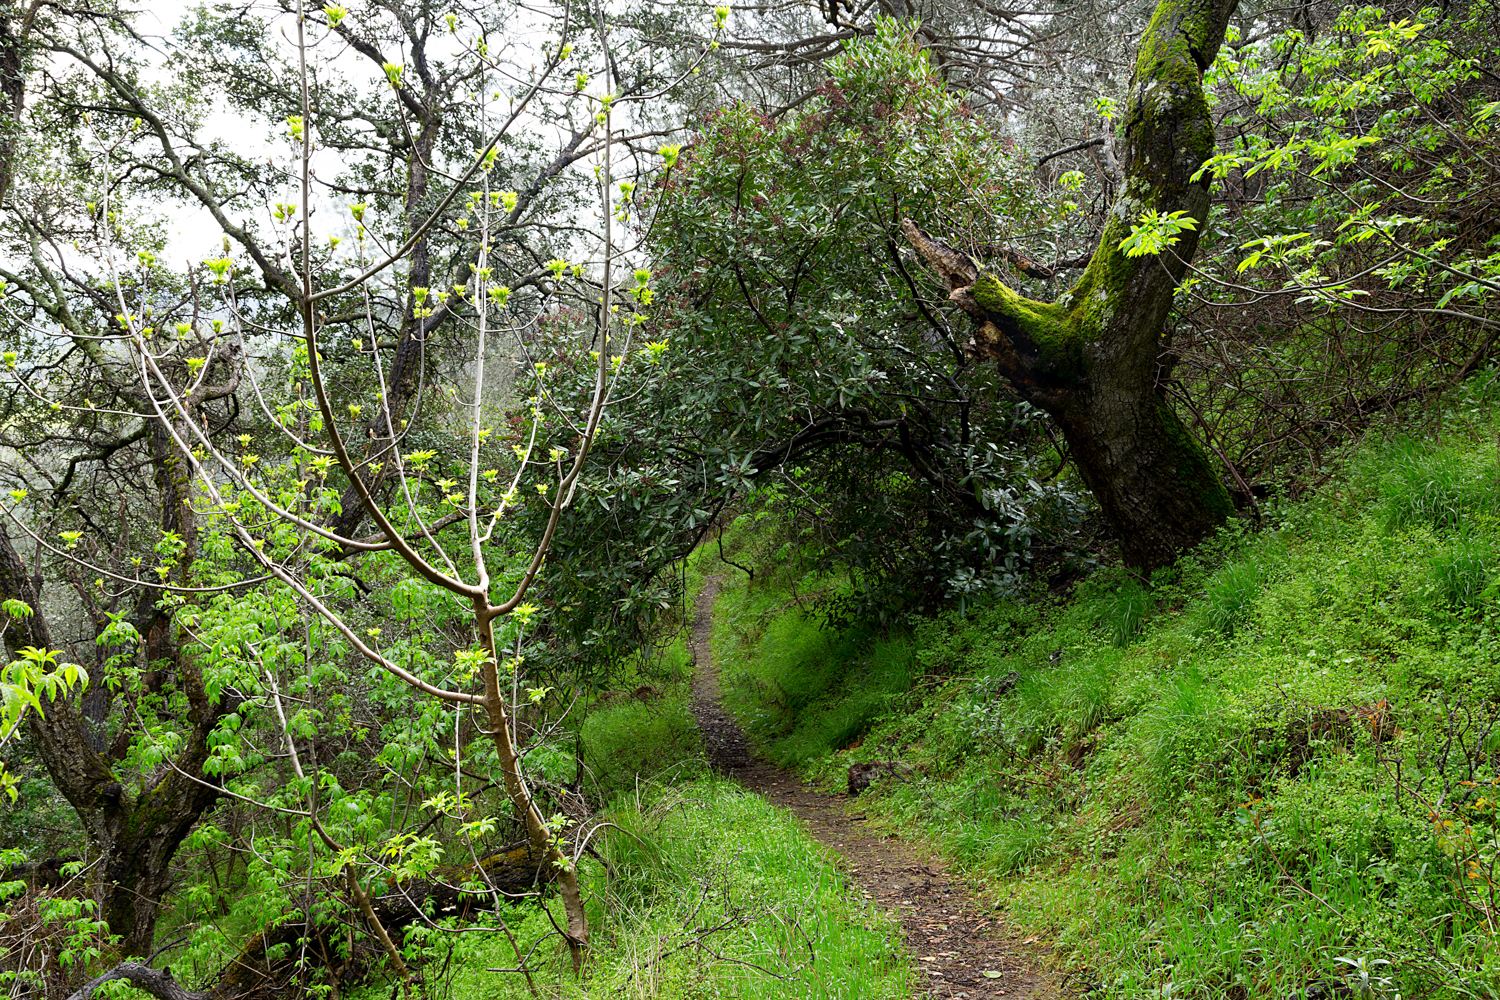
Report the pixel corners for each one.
[688,577,1055,1000]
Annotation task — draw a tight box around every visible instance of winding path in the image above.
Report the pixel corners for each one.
[688,577,1056,1000]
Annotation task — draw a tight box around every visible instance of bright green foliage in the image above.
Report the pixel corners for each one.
[0,641,88,801]
[1117,210,1199,258]
[1199,5,1500,310]
[0,878,114,996]
[1160,2,1500,492]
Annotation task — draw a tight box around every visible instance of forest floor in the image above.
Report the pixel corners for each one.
[688,576,1057,1000]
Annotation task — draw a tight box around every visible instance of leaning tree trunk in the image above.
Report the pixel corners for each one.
[903,0,1240,572]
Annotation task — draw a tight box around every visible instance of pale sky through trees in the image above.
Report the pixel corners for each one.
[127,0,659,274]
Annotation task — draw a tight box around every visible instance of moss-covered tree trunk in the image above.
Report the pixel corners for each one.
[903,0,1239,571]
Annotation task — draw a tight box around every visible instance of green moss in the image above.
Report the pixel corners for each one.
[968,231,1229,530]
[1134,0,1230,83]
[1070,240,1133,322]
[970,272,1085,377]
[1158,400,1234,516]
[969,230,1164,379]
[1128,0,1226,170]
[970,271,1015,314]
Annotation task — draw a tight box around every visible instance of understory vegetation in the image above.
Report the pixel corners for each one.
[7,0,1500,992]
[578,636,705,804]
[712,374,1500,1000]
[328,779,910,1000]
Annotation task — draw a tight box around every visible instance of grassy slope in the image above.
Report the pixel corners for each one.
[337,564,912,1000]
[343,778,909,1000]
[577,630,708,804]
[712,383,1500,999]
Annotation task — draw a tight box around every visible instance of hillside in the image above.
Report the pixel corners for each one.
[703,376,1500,999]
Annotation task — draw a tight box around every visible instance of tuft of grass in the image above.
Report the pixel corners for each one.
[581,696,705,805]
[945,812,1053,875]
[1195,535,1283,638]
[1370,436,1498,532]
[1054,658,1114,737]
[1104,577,1151,647]
[986,819,1053,874]
[1429,529,1494,609]
[1131,664,1226,809]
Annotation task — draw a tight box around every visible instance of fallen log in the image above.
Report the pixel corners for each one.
[67,963,203,1000]
[64,839,554,1000]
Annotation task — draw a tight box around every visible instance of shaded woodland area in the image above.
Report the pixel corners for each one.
[0,0,1498,995]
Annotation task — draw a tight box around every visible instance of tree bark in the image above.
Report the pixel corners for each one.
[903,0,1240,572]
[476,604,590,971]
[0,1,45,199]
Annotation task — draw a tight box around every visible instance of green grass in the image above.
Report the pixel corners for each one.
[1361,433,1500,531]
[704,547,918,773]
[1103,576,1152,647]
[712,377,1500,1000]
[346,778,910,1000]
[331,561,908,1000]
[578,628,708,806]
[1429,527,1495,609]
[580,689,705,805]
[579,632,708,803]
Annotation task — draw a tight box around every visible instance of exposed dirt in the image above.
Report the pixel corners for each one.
[688,577,1056,1000]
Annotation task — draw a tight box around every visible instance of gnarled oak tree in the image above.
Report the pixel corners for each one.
[903,0,1239,571]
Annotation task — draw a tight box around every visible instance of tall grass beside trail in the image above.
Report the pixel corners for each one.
[344,778,910,1000]
[579,631,709,805]
[698,531,919,771]
[719,376,1500,1000]
[421,559,903,1000]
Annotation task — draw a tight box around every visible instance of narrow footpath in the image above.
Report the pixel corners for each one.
[688,577,1055,1000]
